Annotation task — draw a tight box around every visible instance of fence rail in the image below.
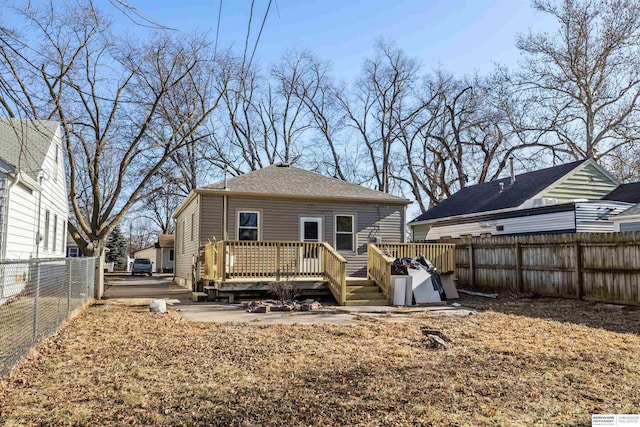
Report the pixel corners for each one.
[367,243,395,302]
[203,241,349,303]
[375,243,456,273]
[447,232,640,304]
[0,257,98,377]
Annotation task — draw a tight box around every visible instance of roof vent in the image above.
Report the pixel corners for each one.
[277,162,290,167]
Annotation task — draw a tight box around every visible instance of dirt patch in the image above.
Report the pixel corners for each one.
[1,297,639,426]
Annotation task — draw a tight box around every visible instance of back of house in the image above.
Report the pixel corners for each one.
[172,163,410,289]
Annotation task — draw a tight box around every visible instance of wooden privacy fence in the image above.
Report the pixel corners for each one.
[448,232,640,305]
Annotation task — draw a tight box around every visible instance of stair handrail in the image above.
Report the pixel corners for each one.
[321,242,347,305]
[367,243,395,302]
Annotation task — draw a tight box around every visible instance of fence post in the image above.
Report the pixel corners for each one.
[67,258,72,315]
[575,241,583,300]
[515,242,523,292]
[32,260,40,342]
[468,243,475,288]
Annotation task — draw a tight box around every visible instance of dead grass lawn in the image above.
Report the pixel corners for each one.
[1,295,639,426]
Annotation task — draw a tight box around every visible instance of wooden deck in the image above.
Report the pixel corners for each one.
[203,240,456,305]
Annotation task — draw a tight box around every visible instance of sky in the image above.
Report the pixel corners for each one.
[108,0,559,80]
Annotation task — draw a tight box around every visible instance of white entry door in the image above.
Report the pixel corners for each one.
[299,217,322,273]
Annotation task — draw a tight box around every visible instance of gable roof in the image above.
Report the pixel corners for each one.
[409,159,588,224]
[199,164,409,204]
[0,118,59,181]
[604,182,640,204]
[615,202,640,218]
[156,234,174,248]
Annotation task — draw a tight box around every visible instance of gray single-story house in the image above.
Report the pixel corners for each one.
[173,163,410,292]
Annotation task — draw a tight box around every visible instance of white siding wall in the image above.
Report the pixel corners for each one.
[38,127,68,258]
[5,182,37,259]
[426,211,576,240]
[4,126,68,260]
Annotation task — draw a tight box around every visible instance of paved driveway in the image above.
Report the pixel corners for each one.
[102,274,192,301]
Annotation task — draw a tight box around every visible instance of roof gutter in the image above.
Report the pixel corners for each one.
[193,188,411,206]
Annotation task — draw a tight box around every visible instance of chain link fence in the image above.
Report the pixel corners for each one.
[0,257,97,377]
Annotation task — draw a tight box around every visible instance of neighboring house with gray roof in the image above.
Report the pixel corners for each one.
[0,118,68,260]
[409,159,635,240]
[172,163,410,289]
[613,203,640,232]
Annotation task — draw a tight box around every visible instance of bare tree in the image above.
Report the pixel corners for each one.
[516,0,640,164]
[337,40,419,192]
[0,1,220,254]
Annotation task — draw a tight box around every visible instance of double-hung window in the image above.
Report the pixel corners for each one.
[238,211,259,241]
[335,215,354,251]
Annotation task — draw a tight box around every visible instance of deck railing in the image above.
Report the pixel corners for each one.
[367,243,395,302]
[322,243,347,305]
[203,240,348,303]
[374,243,456,273]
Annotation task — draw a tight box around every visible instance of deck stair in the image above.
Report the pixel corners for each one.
[344,278,388,306]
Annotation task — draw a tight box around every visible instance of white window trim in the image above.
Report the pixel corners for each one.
[237,210,261,241]
[335,214,355,252]
[299,216,323,242]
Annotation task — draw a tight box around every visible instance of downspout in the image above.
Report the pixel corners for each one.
[2,172,20,259]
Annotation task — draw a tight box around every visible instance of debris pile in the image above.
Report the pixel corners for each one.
[242,299,323,313]
[421,326,452,350]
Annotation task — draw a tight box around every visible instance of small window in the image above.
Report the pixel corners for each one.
[335,215,354,251]
[53,214,58,253]
[238,211,259,241]
[68,247,79,257]
[169,249,174,261]
[44,210,50,250]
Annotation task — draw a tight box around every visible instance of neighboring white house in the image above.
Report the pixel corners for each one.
[133,234,174,273]
[0,118,68,260]
[613,203,640,232]
[409,159,639,240]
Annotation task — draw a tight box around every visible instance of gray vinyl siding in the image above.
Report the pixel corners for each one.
[174,194,201,287]
[226,196,405,277]
[199,195,224,243]
[540,163,618,201]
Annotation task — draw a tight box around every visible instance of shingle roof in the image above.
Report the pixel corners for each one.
[409,160,588,223]
[156,234,174,248]
[615,202,640,218]
[0,118,58,181]
[604,182,640,204]
[200,164,410,204]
